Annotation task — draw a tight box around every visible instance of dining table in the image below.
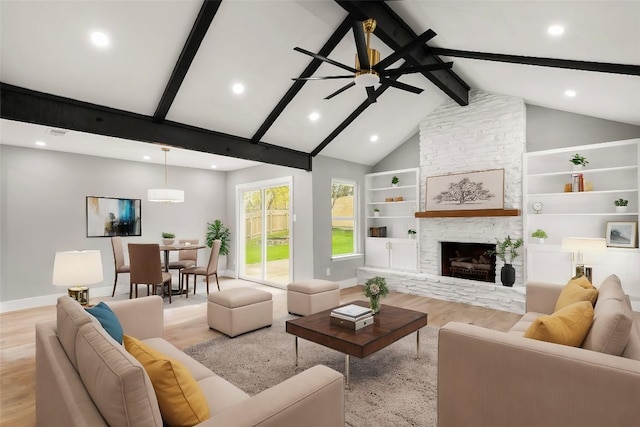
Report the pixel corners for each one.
[159,243,207,295]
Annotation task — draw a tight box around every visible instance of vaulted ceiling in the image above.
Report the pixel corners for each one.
[1,1,639,171]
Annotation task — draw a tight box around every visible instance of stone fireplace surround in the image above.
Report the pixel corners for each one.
[358,90,527,314]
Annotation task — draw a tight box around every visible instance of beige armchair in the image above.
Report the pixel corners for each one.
[128,243,172,303]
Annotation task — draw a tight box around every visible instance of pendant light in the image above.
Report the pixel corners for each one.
[147,147,184,203]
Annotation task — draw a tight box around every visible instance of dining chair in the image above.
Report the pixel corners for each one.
[181,239,221,297]
[168,239,198,290]
[110,236,131,297]
[128,243,172,303]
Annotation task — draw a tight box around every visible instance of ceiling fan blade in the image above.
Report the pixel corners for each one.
[324,82,356,100]
[294,47,357,73]
[374,29,437,71]
[383,78,424,95]
[352,21,370,69]
[380,62,453,76]
[366,86,376,103]
[292,75,355,81]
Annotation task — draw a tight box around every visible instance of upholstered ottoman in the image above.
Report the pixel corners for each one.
[287,279,340,316]
[207,288,273,337]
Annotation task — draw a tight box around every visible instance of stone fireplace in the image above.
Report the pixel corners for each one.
[358,90,527,314]
[441,242,496,283]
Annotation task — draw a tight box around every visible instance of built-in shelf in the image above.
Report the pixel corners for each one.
[529,189,638,197]
[415,209,521,218]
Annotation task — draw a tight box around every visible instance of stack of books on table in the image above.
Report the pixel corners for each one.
[330,304,374,330]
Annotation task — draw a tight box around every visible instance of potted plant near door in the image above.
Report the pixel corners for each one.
[206,220,230,256]
[488,235,523,287]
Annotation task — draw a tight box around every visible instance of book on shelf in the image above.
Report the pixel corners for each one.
[331,304,372,319]
[329,313,374,331]
[571,173,584,192]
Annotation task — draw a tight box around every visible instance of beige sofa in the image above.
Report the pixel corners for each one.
[438,275,640,427]
[36,295,344,426]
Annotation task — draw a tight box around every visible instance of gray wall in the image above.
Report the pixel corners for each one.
[225,163,314,282]
[372,131,420,172]
[526,105,640,151]
[0,145,226,302]
[311,155,371,281]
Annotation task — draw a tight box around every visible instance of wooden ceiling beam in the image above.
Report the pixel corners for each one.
[1,83,312,171]
[335,0,470,106]
[251,15,353,142]
[153,0,222,123]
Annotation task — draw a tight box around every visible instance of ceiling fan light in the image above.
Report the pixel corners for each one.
[147,188,184,203]
[354,72,380,87]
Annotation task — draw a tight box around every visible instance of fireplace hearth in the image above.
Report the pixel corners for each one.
[441,242,496,283]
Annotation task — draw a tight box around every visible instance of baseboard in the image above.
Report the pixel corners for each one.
[0,285,116,313]
[336,277,358,288]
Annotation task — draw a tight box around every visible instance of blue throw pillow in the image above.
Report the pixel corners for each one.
[86,302,124,344]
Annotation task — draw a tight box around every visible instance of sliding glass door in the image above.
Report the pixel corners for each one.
[238,177,292,288]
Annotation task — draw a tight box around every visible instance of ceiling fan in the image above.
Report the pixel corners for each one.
[293,18,453,103]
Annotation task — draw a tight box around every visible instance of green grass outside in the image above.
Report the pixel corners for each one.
[244,228,353,263]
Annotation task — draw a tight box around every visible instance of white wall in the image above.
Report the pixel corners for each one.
[0,145,226,305]
[372,131,420,173]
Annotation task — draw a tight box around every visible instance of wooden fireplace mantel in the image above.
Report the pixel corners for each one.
[415,209,521,218]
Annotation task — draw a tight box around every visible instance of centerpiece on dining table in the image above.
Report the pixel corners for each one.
[364,276,389,314]
[161,232,175,246]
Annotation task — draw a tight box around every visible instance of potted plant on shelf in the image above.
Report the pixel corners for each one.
[531,229,548,244]
[364,276,389,314]
[570,153,588,171]
[162,232,175,245]
[407,229,417,239]
[206,219,230,256]
[391,176,399,187]
[488,235,523,287]
[614,198,629,213]
[373,207,380,217]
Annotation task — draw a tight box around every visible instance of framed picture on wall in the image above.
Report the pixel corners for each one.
[605,221,637,248]
[86,196,142,237]
[425,169,505,211]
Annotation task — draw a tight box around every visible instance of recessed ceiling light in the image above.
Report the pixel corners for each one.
[308,112,320,121]
[143,155,150,160]
[564,89,577,97]
[90,31,110,47]
[35,141,46,146]
[210,165,217,169]
[548,25,565,36]
[370,135,379,142]
[232,83,245,94]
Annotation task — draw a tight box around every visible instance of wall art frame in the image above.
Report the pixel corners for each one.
[605,221,637,248]
[425,169,505,211]
[86,196,142,237]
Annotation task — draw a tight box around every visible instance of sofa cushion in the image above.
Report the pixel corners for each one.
[554,279,598,312]
[197,375,250,415]
[507,312,544,336]
[124,335,210,426]
[86,302,123,344]
[142,337,215,382]
[582,276,633,356]
[75,322,162,427]
[525,301,594,347]
[56,296,95,370]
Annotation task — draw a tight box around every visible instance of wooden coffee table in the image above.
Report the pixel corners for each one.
[285,301,428,387]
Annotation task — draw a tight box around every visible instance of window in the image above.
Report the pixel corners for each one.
[331,179,357,256]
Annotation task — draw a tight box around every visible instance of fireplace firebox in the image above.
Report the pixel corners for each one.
[441,242,496,283]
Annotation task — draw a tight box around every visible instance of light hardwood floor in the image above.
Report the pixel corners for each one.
[0,279,521,427]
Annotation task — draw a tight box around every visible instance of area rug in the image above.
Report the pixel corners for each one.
[184,316,439,427]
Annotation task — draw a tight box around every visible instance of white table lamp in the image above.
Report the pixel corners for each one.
[52,250,103,306]
[561,237,607,283]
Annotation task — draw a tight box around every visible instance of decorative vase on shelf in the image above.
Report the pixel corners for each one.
[500,264,516,287]
[536,238,545,244]
[615,206,628,213]
[374,211,380,217]
[572,164,584,172]
[369,295,381,314]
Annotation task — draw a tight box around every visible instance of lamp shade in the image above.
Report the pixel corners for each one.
[561,237,607,253]
[52,250,104,287]
[147,188,185,203]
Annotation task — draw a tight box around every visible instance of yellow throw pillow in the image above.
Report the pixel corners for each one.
[123,335,210,427]
[554,279,598,311]
[525,301,594,347]
[569,275,595,290]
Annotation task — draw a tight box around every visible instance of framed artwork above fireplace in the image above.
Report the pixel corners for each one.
[426,169,505,211]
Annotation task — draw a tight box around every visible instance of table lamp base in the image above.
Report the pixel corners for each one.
[68,286,89,306]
